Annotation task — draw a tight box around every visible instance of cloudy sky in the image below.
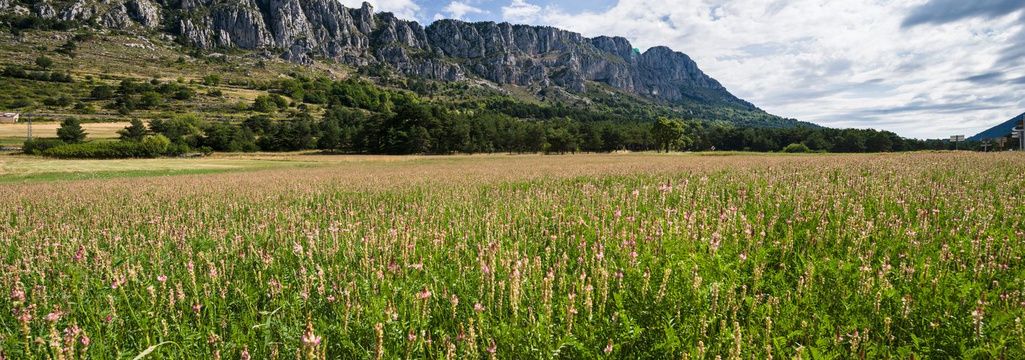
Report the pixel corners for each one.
[338,0,1025,139]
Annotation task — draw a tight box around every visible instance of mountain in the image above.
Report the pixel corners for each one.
[0,0,792,126]
[969,112,1025,141]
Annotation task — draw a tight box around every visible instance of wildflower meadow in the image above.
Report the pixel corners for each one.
[1,153,1023,359]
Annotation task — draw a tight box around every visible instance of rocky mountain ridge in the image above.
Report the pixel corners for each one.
[2,0,757,111]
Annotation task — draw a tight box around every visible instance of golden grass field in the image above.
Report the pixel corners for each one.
[0,121,129,141]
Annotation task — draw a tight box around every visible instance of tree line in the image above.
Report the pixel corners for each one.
[25,76,977,158]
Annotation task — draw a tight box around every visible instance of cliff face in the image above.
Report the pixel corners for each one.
[2,0,754,109]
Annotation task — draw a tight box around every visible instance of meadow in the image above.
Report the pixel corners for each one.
[0,152,1023,359]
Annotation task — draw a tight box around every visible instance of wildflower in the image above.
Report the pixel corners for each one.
[157,275,168,283]
[9,288,25,304]
[240,346,251,360]
[604,340,613,354]
[474,303,485,313]
[971,307,985,337]
[416,287,432,300]
[45,309,63,323]
[302,323,322,347]
[73,246,85,262]
[709,232,722,252]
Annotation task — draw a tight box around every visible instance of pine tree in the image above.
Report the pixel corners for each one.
[57,118,87,143]
[118,119,148,142]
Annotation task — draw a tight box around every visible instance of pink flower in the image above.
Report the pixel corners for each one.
[45,310,63,323]
[474,303,485,313]
[9,288,25,303]
[416,288,432,300]
[302,326,322,347]
[240,347,251,360]
[157,275,168,283]
[73,246,85,262]
[80,335,91,347]
[604,340,614,354]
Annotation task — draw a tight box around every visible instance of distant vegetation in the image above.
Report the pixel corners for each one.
[22,75,975,158]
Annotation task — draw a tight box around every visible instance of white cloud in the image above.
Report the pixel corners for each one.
[337,0,421,20]
[502,0,542,23]
[441,1,487,20]
[499,0,1025,139]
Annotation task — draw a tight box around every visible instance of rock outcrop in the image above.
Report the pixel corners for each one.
[0,0,752,109]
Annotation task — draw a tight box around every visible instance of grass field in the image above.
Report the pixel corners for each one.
[0,152,1023,359]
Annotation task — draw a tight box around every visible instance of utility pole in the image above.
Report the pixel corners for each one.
[1015,119,1025,152]
[949,135,965,150]
[982,141,990,152]
[26,115,32,141]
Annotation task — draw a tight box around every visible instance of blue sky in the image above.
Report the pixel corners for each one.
[339,0,1025,139]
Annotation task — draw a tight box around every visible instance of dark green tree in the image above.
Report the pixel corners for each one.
[118,119,148,142]
[651,117,685,152]
[91,85,115,100]
[57,118,87,143]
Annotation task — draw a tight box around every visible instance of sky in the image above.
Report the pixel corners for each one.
[337,0,1025,139]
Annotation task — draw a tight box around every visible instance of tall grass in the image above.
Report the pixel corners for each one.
[0,153,1023,358]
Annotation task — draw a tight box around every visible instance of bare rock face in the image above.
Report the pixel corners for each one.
[33,1,57,19]
[4,0,751,108]
[126,0,162,28]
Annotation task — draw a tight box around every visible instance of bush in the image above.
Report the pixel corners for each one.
[139,91,163,109]
[252,95,277,113]
[42,137,170,159]
[91,85,115,100]
[23,138,66,155]
[783,143,812,153]
[35,56,54,70]
[140,134,171,155]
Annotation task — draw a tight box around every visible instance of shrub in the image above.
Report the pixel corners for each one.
[173,87,196,100]
[202,74,221,86]
[140,134,171,155]
[252,95,277,113]
[42,137,170,159]
[783,143,812,153]
[35,55,54,70]
[139,91,163,109]
[91,85,115,100]
[22,138,66,155]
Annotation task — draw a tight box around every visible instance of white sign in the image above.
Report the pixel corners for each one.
[950,135,965,142]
